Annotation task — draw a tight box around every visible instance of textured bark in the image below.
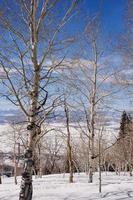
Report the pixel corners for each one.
[19,67,40,199]
[88,40,98,183]
[19,148,34,200]
[14,156,18,185]
[64,101,73,183]
[98,136,102,193]
[0,175,2,184]
[19,0,40,198]
[13,133,19,185]
[38,144,42,178]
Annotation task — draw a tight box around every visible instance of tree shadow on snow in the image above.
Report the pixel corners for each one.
[101,190,133,199]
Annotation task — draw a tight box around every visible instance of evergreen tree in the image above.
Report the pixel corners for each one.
[119,111,131,137]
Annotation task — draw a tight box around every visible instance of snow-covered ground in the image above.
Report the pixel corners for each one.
[1,172,133,200]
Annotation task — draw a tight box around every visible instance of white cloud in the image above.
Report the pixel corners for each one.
[0,99,17,111]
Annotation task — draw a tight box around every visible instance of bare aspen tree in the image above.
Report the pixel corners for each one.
[4,123,26,184]
[84,19,119,183]
[0,1,79,199]
[87,38,98,183]
[60,14,120,183]
[10,123,22,185]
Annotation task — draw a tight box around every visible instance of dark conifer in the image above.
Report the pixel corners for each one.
[119,111,131,137]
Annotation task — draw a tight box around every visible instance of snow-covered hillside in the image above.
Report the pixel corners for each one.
[1,172,133,200]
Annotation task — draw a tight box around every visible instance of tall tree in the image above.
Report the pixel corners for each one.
[60,14,118,183]
[119,111,131,137]
[0,1,79,199]
[117,111,133,175]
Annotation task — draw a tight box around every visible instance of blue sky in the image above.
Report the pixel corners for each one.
[57,0,127,59]
[0,0,126,36]
[0,0,130,126]
[87,0,125,35]
[66,0,126,37]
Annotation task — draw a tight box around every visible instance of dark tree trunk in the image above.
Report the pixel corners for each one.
[0,175,2,184]
[19,148,33,200]
[64,100,73,183]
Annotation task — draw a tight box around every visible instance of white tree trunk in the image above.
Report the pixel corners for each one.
[88,41,98,183]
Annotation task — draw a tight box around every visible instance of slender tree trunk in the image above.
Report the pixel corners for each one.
[64,100,73,183]
[0,153,3,184]
[88,98,95,183]
[13,135,18,185]
[38,144,42,178]
[129,130,132,176]
[68,144,73,183]
[14,157,18,185]
[99,137,102,193]
[88,41,97,183]
[0,175,2,184]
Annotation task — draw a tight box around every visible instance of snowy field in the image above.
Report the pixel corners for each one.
[1,172,133,200]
